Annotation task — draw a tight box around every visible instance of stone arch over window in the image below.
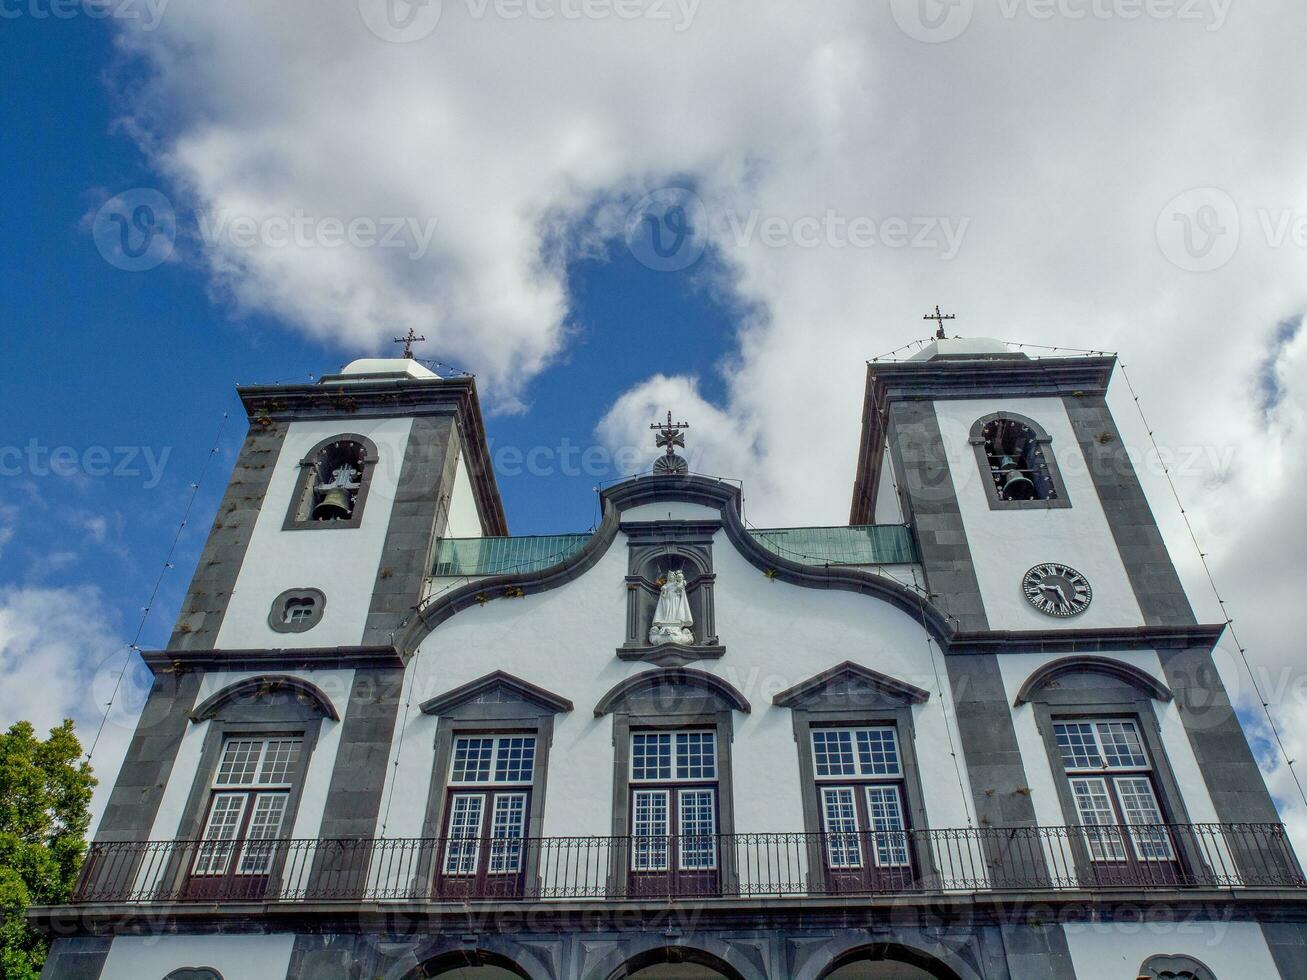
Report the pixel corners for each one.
[190,675,341,722]
[1137,953,1217,980]
[968,412,1070,509]
[790,933,983,980]
[284,433,380,530]
[163,970,225,980]
[581,935,767,980]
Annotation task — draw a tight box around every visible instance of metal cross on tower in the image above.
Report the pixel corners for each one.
[923,304,956,340]
[393,328,427,359]
[651,410,690,457]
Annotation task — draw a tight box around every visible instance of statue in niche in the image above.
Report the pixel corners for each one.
[649,570,695,646]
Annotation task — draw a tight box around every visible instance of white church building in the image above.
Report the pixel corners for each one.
[32,338,1307,979]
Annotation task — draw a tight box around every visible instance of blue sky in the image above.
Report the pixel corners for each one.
[0,13,744,683]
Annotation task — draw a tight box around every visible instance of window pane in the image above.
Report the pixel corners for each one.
[450,737,495,783]
[820,787,863,869]
[1096,722,1148,770]
[1054,723,1103,771]
[444,794,485,875]
[678,789,718,870]
[675,731,716,780]
[864,785,909,867]
[238,794,288,875]
[1116,777,1174,861]
[194,794,247,876]
[493,736,536,784]
[855,728,901,777]
[216,740,263,786]
[258,739,302,785]
[812,730,857,778]
[488,793,528,873]
[631,790,669,871]
[1070,777,1127,862]
[631,733,673,782]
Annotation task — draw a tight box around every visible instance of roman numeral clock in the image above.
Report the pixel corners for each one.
[1022,562,1093,617]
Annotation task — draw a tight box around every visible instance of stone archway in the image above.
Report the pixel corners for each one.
[409,949,535,980]
[807,942,973,980]
[606,946,750,980]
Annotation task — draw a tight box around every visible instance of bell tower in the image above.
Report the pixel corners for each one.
[168,356,507,653]
[850,335,1193,633]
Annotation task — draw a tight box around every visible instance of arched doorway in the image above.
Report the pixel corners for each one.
[818,944,964,980]
[415,950,533,979]
[609,947,746,980]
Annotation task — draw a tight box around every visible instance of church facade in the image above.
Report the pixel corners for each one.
[32,340,1307,979]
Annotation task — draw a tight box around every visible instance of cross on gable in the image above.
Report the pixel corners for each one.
[393,328,427,359]
[650,410,690,456]
[923,304,956,340]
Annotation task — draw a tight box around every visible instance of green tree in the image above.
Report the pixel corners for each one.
[0,720,96,980]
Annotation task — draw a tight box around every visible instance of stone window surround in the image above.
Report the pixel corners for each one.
[1137,953,1217,980]
[968,411,1072,511]
[789,707,935,891]
[282,433,380,531]
[268,588,327,634]
[1030,694,1200,881]
[164,688,331,897]
[603,673,744,895]
[418,676,571,894]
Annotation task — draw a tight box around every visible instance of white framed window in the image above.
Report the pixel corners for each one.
[193,736,302,878]
[811,727,901,779]
[443,793,486,875]
[630,730,717,782]
[449,734,536,785]
[487,792,529,874]
[632,789,670,871]
[865,785,910,868]
[820,787,863,869]
[1055,719,1173,863]
[677,788,718,870]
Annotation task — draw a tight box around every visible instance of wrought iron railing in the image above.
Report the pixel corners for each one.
[73,824,1303,905]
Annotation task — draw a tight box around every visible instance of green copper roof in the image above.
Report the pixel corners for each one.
[433,525,916,577]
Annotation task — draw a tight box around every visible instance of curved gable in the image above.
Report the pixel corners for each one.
[594,667,751,717]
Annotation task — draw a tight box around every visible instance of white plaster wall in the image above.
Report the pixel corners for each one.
[145,668,354,843]
[621,500,726,522]
[443,453,484,538]
[378,523,975,848]
[996,651,1221,830]
[100,933,296,980]
[932,397,1145,631]
[1063,920,1278,979]
[216,417,415,650]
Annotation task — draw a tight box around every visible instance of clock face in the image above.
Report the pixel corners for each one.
[1022,563,1092,617]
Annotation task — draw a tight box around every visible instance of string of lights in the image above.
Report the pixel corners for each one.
[86,411,232,762]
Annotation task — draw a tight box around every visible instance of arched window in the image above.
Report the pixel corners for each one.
[969,413,1069,509]
[1137,954,1217,980]
[284,434,378,530]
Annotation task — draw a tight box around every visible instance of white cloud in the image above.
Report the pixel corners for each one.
[0,586,143,826]
[107,0,1307,842]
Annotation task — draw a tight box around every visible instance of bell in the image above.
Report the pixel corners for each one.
[997,455,1037,501]
[312,487,353,521]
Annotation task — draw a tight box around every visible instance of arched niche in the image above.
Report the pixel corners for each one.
[620,520,722,661]
[190,675,340,722]
[968,411,1070,509]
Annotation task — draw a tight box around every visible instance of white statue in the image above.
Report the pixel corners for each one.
[649,570,695,645]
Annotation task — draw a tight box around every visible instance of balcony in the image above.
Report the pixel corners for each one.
[72,824,1303,906]
[432,525,918,577]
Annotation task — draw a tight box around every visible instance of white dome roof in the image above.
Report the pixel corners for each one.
[325,357,442,382]
[908,337,1023,361]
